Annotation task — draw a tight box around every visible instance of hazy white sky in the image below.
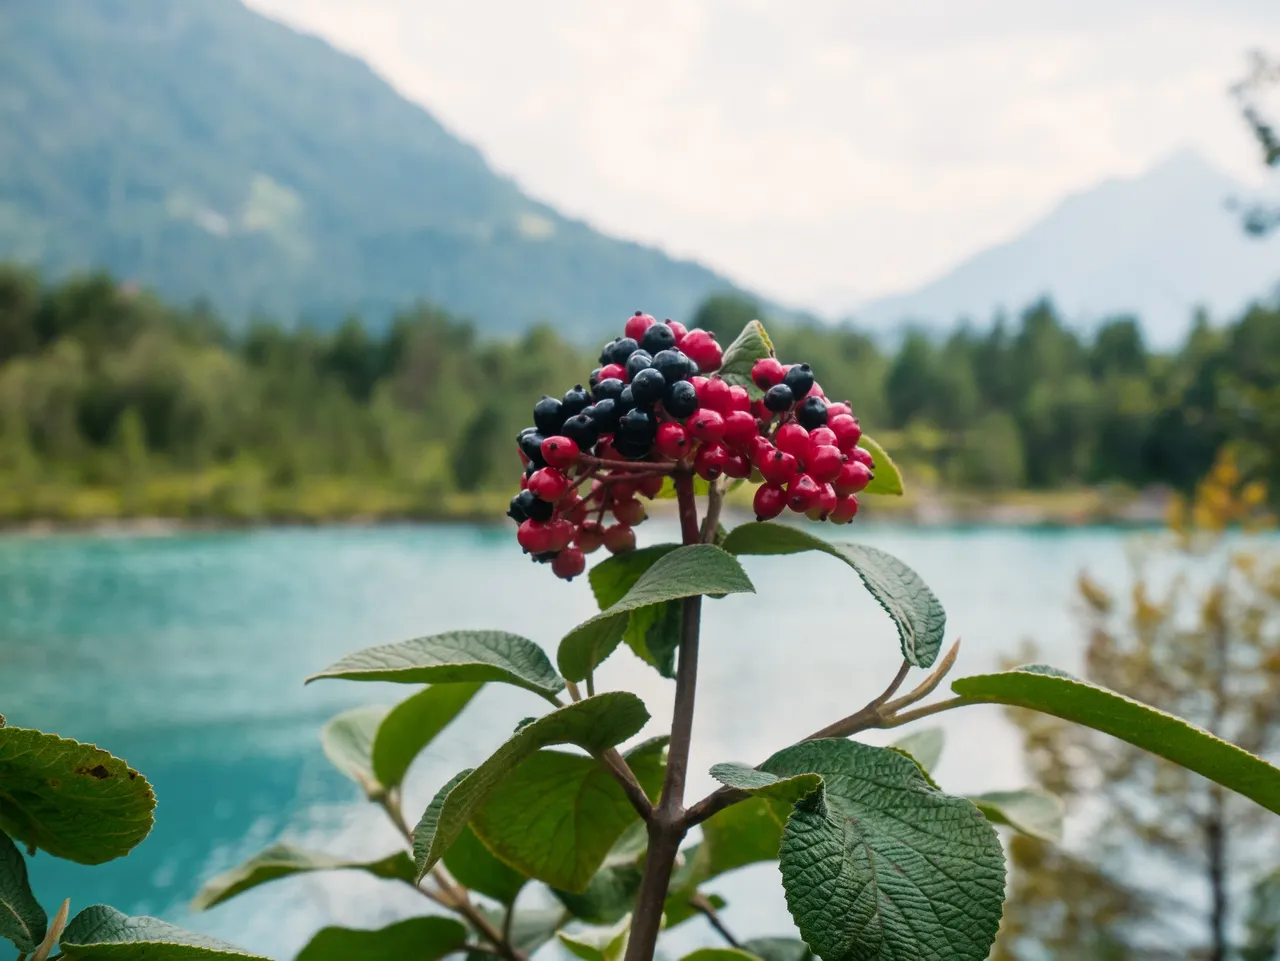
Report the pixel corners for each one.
[246,0,1278,311]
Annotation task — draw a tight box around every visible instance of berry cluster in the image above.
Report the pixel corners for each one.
[508,311,873,580]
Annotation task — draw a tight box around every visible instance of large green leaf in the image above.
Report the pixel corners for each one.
[412,693,649,880]
[559,545,754,682]
[558,916,631,961]
[590,546,682,609]
[968,790,1064,843]
[555,863,643,924]
[954,665,1280,815]
[720,525,945,667]
[59,906,269,959]
[682,951,760,961]
[295,916,468,961]
[889,728,944,774]
[0,727,155,865]
[0,830,45,952]
[741,939,814,961]
[856,436,904,497]
[589,545,683,678]
[717,320,775,397]
[471,737,665,892]
[320,706,386,794]
[373,683,482,790]
[307,631,564,699]
[191,843,415,911]
[714,740,1005,961]
[443,826,527,906]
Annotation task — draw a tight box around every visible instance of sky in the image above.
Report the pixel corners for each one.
[246,0,1279,313]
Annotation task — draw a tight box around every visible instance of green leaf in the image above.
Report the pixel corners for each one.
[720,525,945,667]
[320,706,386,794]
[740,938,814,961]
[953,665,1280,815]
[590,545,681,608]
[190,843,415,911]
[0,830,46,952]
[698,797,790,879]
[589,546,683,677]
[555,864,643,924]
[495,906,569,954]
[0,727,155,865]
[682,951,761,961]
[472,737,665,892]
[412,693,649,881]
[889,728,944,774]
[718,320,775,398]
[295,916,468,961]
[558,916,631,961]
[59,905,269,959]
[307,630,564,698]
[856,435,904,496]
[373,683,482,790]
[717,740,1005,961]
[559,545,755,682]
[968,790,1064,843]
[443,826,527,906]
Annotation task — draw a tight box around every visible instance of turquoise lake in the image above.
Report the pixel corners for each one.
[0,519,1144,958]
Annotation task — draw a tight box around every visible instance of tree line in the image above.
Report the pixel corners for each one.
[0,265,1277,522]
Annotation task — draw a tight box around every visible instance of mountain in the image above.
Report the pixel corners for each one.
[0,0,747,337]
[849,150,1280,345]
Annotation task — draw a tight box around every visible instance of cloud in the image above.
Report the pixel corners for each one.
[245,0,1279,311]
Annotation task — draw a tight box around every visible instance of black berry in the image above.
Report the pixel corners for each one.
[562,385,591,418]
[599,339,619,365]
[515,488,552,522]
[607,337,640,365]
[782,364,815,400]
[594,377,625,402]
[586,398,621,431]
[532,550,560,564]
[764,383,795,412]
[652,349,693,384]
[664,380,699,418]
[641,323,676,354]
[614,437,651,460]
[796,395,828,429]
[631,367,667,404]
[518,430,547,467]
[508,492,528,522]
[560,413,600,449]
[588,367,603,390]
[616,385,638,414]
[618,406,657,440]
[625,350,654,382]
[533,396,565,434]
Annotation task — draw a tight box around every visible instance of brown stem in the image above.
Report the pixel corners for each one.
[804,658,912,740]
[690,892,743,949]
[700,477,727,543]
[580,456,677,473]
[624,472,702,961]
[598,748,655,821]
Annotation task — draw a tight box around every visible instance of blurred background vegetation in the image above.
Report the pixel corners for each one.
[3,265,1280,525]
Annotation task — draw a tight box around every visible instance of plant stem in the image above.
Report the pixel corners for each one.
[624,471,702,961]
[690,893,742,949]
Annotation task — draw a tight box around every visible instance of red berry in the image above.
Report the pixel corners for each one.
[753,483,787,521]
[752,398,773,422]
[723,410,759,449]
[826,402,853,419]
[637,473,665,498]
[576,520,605,553]
[560,493,587,524]
[694,442,729,480]
[690,375,709,393]
[830,493,860,524]
[528,467,571,502]
[548,518,575,551]
[596,437,620,461]
[809,381,826,398]
[655,422,692,460]
[666,319,689,344]
[751,357,786,390]
[775,423,809,457]
[697,376,733,414]
[552,546,587,580]
[610,479,638,500]
[540,435,580,469]
[808,427,838,449]
[806,445,844,483]
[817,482,837,517]
[758,447,799,484]
[748,434,775,465]
[603,524,636,554]
[517,519,554,553]
[520,474,529,490]
[787,474,821,512]
[624,311,657,341]
[686,409,726,444]
[834,459,872,495]
[682,329,723,372]
[612,497,647,526]
[849,446,875,468]
[829,414,862,451]
[723,449,752,479]
[727,385,751,412]
[599,363,626,382]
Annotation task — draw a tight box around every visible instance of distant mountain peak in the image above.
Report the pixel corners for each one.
[848,150,1279,344]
